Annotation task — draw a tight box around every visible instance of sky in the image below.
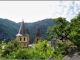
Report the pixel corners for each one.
[0,1,80,23]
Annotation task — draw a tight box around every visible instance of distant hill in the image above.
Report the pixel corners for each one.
[0,18,66,43]
[0,18,19,43]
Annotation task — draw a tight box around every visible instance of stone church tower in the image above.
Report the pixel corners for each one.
[35,28,42,43]
[16,20,30,47]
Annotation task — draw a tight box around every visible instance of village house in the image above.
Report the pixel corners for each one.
[50,37,77,53]
[34,28,42,43]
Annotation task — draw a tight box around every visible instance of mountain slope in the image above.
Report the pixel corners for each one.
[0,18,57,43]
[0,18,19,43]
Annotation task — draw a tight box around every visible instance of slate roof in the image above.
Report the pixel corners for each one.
[16,20,29,36]
[26,28,30,35]
[36,28,42,37]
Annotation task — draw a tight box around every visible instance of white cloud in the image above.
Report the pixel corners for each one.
[75,1,80,6]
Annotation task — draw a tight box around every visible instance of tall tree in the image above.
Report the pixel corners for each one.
[2,40,22,57]
[47,17,69,40]
[67,12,80,51]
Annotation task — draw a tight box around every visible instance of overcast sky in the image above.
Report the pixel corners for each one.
[0,1,80,23]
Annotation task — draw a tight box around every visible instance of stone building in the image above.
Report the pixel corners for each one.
[16,20,30,47]
[50,37,77,53]
[34,28,42,43]
[16,20,42,47]
[50,38,62,46]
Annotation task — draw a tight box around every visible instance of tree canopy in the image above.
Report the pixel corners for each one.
[47,12,80,51]
[47,17,69,40]
[67,12,80,51]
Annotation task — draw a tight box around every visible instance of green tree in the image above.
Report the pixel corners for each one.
[0,39,6,58]
[47,17,69,40]
[67,12,80,51]
[54,43,69,55]
[5,48,34,59]
[5,40,63,60]
[33,40,54,59]
[2,40,22,57]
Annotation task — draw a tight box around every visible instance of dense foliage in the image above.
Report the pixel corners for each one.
[0,40,69,60]
[54,43,69,55]
[67,12,80,51]
[2,40,22,57]
[47,17,69,40]
[47,12,80,51]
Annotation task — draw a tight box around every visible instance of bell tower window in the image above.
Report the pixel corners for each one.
[37,39,38,41]
[24,38,25,41]
[20,38,21,41]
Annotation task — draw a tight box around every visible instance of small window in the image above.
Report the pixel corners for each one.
[20,38,21,41]
[24,38,25,41]
[37,39,38,41]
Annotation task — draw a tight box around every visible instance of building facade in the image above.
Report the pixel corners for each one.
[16,20,30,47]
[34,28,42,43]
[16,20,42,47]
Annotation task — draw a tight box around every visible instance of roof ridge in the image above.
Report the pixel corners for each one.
[17,20,28,36]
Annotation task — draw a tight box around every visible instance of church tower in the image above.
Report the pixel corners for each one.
[35,28,42,43]
[16,20,30,47]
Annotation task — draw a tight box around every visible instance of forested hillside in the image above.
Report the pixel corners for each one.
[0,18,55,43]
[0,18,19,43]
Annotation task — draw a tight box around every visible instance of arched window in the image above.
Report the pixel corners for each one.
[24,38,25,41]
[20,38,21,41]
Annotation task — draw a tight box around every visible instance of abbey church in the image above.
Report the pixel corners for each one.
[16,20,42,47]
